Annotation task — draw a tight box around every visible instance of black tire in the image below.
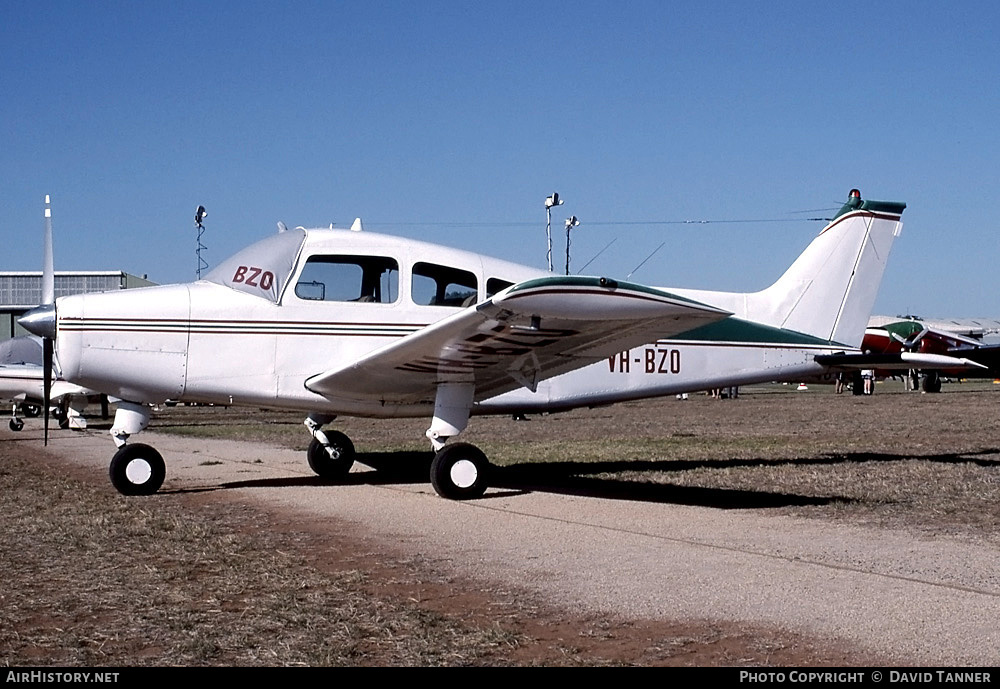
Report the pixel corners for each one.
[852,370,864,396]
[922,371,942,394]
[307,431,356,479]
[430,442,490,500]
[22,404,41,418]
[109,443,165,496]
[9,418,24,432]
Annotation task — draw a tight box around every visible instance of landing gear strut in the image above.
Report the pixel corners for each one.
[424,382,493,500]
[306,431,356,479]
[8,403,25,431]
[301,393,495,500]
[107,402,161,496]
[303,414,357,479]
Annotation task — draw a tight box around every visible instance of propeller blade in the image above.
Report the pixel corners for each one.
[42,195,54,306]
[42,336,53,446]
[41,196,55,445]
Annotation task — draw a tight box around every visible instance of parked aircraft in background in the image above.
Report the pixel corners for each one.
[818,315,1000,392]
[20,189,905,499]
[0,334,104,430]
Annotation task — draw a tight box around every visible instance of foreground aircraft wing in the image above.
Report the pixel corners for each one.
[814,352,990,370]
[306,276,731,404]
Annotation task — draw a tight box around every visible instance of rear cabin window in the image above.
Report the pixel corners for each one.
[412,262,478,307]
[486,278,514,298]
[294,255,399,303]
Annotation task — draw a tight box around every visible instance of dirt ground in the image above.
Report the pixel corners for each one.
[2,380,998,666]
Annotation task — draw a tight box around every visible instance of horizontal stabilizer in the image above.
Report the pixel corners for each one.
[815,352,989,370]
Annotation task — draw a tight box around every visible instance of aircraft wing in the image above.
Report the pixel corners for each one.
[305,276,731,404]
[814,352,989,370]
[947,344,1000,371]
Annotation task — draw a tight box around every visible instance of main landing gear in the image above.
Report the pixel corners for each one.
[304,415,357,479]
[306,416,492,500]
[8,403,42,431]
[305,416,490,500]
[304,382,493,500]
[429,442,490,500]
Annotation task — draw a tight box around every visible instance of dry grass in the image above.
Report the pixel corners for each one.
[0,450,528,666]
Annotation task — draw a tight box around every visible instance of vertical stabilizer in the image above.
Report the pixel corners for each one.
[758,191,904,347]
[670,190,905,349]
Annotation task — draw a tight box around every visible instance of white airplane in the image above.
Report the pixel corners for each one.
[0,335,100,431]
[20,189,905,499]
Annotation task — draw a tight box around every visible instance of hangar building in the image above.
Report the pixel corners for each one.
[0,271,155,339]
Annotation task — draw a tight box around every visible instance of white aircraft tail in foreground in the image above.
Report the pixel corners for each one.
[20,189,905,498]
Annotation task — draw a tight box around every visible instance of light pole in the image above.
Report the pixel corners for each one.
[544,192,563,272]
[564,215,580,274]
[194,205,208,279]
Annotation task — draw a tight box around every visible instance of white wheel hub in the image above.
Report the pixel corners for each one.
[125,458,153,485]
[449,459,479,489]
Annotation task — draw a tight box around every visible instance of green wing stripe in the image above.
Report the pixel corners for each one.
[672,318,843,347]
[506,276,714,307]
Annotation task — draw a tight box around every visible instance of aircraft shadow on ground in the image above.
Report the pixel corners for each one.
[207,451,837,509]
[490,448,1000,508]
[7,426,1000,507]
[204,446,1000,508]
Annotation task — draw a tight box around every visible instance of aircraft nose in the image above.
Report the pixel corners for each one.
[18,303,56,339]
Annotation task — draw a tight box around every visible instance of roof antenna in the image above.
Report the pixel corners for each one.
[626,242,665,280]
[576,237,617,274]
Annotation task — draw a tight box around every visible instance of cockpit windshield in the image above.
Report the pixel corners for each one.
[204,229,307,303]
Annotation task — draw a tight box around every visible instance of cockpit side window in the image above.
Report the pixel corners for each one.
[294,255,399,303]
[412,262,478,307]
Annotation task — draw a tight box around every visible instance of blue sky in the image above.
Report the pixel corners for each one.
[2,1,998,316]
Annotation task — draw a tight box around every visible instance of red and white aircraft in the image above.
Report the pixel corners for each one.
[20,189,905,499]
[816,315,999,392]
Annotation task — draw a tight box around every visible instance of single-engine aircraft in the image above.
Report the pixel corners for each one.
[817,315,1000,392]
[20,189,905,499]
[0,334,103,431]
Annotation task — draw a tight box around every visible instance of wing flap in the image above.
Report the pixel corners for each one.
[305,276,730,404]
